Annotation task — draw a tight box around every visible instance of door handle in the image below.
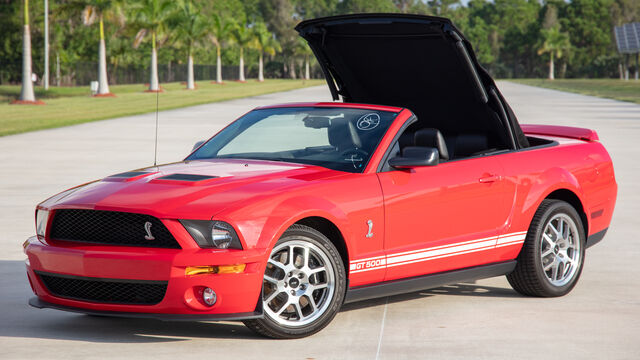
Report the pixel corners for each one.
[479,174,501,183]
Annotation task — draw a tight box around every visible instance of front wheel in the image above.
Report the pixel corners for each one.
[507,199,586,297]
[244,224,346,338]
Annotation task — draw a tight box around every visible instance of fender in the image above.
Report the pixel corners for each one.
[509,165,588,234]
[260,195,352,252]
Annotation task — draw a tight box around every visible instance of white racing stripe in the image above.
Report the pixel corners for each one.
[349,231,527,274]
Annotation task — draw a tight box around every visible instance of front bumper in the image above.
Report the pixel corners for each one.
[24,236,267,318]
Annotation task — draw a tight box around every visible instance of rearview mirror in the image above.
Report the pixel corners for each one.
[389,147,439,168]
[192,140,205,152]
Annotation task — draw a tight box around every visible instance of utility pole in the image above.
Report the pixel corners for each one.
[43,0,49,90]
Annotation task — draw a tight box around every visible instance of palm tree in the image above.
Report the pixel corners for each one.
[81,0,122,96]
[537,26,571,80]
[132,0,175,92]
[17,0,37,103]
[231,22,255,82]
[253,22,281,82]
[209,14,232,84]
[295,38,313,80]
[173,0,207,90]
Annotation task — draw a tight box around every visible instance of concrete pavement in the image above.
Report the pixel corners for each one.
[1,82,638,359]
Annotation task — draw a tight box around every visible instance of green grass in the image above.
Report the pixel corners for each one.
[508,78,640,105]
[0,79,324,137]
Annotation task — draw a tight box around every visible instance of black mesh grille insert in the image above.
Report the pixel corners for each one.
[50,209,180,249]
[36,271,167,305]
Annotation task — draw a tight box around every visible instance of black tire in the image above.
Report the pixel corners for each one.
[507,199,586,297]
[244,224,346,339]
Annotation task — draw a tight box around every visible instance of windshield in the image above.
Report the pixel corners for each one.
[187,107,398,173]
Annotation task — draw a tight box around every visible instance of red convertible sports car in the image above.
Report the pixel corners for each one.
[24,14,617,338]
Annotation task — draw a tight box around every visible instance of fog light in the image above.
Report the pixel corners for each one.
[202,287,217,306]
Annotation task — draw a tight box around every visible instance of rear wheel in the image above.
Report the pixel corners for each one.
[507,199,585,297]
[244,224,346,338]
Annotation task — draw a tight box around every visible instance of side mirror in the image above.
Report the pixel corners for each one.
[389,146,439,168]
[192,140,205,152]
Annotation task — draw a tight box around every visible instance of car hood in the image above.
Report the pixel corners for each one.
[295,13,529,148]
[40,159,345,219]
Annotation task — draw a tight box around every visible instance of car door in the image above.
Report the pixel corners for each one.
[377,155,511,282]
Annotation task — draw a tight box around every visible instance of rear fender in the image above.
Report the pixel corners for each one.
[516,166,587,233]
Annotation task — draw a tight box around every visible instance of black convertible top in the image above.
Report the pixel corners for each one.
[296,14,529,149]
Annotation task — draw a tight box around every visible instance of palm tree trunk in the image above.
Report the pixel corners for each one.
[56,52,60,86]
[216,46,222,83]
[43,0,49,90]
[548,52,554,80]
[258,53,264,82]
[97,16,111,95]
[149,31,159,91]
[304,55,310,80]
[238,47,245,82]
[187,50,195,90]
[19,0,36,102]
[289,57,297,79]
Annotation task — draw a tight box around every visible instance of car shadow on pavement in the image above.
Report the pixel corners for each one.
[1,259,520,343]
[340,282,520,312]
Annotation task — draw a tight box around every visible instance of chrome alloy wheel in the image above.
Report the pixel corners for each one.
[262,240,335,327]
[540,213,581,286]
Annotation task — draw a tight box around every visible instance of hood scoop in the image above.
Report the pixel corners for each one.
[103,171,157,182]
[151,173,220,186]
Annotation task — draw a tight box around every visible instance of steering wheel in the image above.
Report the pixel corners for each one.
[340,148,369,170]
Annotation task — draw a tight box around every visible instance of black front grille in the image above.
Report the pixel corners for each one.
[36,271,168,305]
[49,209,180,249]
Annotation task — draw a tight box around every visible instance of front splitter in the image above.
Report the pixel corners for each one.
[28,297,263,322]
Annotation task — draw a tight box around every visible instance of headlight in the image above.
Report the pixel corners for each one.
[36,209,49,239]
[180,220,243,249]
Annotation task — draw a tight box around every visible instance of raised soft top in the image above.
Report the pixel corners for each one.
[296,14,529,149]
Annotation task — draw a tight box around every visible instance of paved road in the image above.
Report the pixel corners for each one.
[1,83,638,359]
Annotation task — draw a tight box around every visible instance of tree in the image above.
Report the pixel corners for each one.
[338,0,397,13]
[428,0,461,17]
[208,14,232,84]
[81,0,122,96]
[561,0,613,78]
[253,22,281,82]
[258,0,301,79]
[132,0,175,92]
[16,0,38,104]
[174,0,207,89]
[538,26,571,80]
[294,38,313,80]
[231,21,254,82]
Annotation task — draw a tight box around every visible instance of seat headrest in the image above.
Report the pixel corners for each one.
[328,119,362,150]
[454,134,488,157]
[414,128,449,160]
[398,132,414,149]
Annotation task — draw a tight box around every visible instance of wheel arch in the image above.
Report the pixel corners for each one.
[544,188,589,237]
[294,216,350,279]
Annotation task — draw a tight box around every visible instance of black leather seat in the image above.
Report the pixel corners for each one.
[414,128,449,160]
[452,134,489,158]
